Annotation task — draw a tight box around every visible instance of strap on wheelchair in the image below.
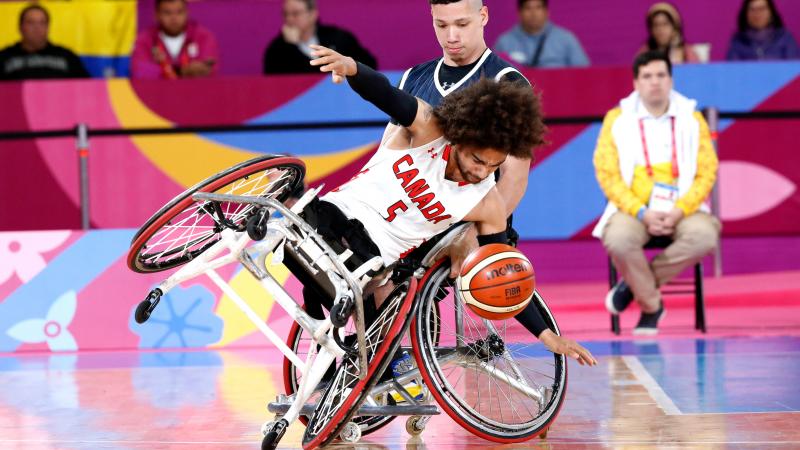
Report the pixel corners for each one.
[301,197,382,273]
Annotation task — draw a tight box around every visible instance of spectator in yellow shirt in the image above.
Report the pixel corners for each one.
[592,50,720,335]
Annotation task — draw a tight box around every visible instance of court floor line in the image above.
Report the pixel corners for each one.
[2,439,799,445]
[621,355,682,415]
[0,440,254,445]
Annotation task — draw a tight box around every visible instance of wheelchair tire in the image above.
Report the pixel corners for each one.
[410,259,567,443]
[283,314,396,433]
[128,155,305,273]
[301,278,418,449]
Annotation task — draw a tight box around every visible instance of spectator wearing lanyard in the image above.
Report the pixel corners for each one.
[494,0,589,68]
[592,51,720,335]
[131,0,219,79]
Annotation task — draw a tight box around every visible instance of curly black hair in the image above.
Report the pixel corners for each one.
[432,78,545,160]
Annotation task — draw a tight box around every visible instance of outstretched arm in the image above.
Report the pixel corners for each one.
[309,45,438,140]
[540,330,597,366]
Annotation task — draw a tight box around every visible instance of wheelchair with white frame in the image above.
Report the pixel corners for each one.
[127,155,568,449]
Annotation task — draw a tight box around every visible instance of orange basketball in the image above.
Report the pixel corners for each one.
[456,243,535,320]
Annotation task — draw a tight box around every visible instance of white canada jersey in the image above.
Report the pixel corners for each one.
[322,136,495,265]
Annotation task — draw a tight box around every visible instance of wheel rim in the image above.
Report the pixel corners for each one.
[130,158,303,272]
[285,313,397,433]
[413,263,566,440]
[303,280,415,448]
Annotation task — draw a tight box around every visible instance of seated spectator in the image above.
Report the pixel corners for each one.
[131,0,219,79]
[727,0,799,61]
[593,51,720,335]
[494,0,589,68]
[638,2,699,65]
[0,4,89,81]
[263,0,377,74]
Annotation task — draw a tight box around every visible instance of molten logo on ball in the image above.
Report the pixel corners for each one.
[486,263,529,280]
[457,243,535,321]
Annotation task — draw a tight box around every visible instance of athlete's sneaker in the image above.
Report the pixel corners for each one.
[388,351,424,402]
[605,280,634,314]
[390,384,424,403]
[633,304,666,335]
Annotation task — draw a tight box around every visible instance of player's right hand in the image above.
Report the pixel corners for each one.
[309,44,357,84]
[445,225,479,278]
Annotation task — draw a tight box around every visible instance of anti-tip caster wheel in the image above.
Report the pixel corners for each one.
[261,418,288,450]
[134,289,162,324]
[339,421,362,443]
[405,416,428,436]
[246,211,269,241]
[539,426,550,439]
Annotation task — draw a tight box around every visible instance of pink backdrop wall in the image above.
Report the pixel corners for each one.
[136,0,800,75]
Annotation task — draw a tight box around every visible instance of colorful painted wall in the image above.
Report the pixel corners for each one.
[2,62,799,355]
[0,229,303,354]
[2,63,799,236]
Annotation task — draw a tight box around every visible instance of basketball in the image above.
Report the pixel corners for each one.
[456,243,536,320]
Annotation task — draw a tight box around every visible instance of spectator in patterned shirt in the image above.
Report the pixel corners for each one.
[0,4,89,80]
[592,51,720,335]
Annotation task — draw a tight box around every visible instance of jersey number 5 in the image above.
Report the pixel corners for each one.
[384,200,408,222]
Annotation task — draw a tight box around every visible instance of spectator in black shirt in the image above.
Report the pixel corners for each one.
[0,4,89,81]
[263,0,377,74]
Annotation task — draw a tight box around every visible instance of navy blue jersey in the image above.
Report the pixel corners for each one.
[398,49,529,106]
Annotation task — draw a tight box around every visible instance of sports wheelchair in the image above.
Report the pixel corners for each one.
[128,155,567,449]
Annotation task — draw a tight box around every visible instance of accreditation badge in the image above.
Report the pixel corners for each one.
[648,182,678,212]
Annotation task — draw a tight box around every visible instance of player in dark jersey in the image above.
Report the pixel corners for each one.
[377,1,573,357]
[388,0,532,276]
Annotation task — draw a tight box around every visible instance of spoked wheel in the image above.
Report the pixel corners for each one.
[283,314,397,433]
[410,259,567,443]
[301,278,418,449]
[127,155,305,273]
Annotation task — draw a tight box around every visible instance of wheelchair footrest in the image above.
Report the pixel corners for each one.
[267,402,440,417]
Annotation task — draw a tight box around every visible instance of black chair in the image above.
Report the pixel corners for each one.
[608,235,706,334]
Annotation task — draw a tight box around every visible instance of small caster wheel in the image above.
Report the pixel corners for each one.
[134,289,162,324]
[339,421,361,443]
[134,300,151,324]
[539,426,550,439]
[261,418,288,450]
[405,416,427,436]
[246,211,268,241]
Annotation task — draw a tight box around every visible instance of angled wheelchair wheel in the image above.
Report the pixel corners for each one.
[283,314,397,434]
[301,278,418,449]
[410,259,567,443]
[128,155,305,273]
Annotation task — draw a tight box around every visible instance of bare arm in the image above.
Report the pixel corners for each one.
[495,155,531,216]
[463,188,507,235]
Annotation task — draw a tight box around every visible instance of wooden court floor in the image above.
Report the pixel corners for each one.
[0,335,798,449]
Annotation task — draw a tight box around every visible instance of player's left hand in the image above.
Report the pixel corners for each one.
[538,329,598,366]
[309,44,357,84]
